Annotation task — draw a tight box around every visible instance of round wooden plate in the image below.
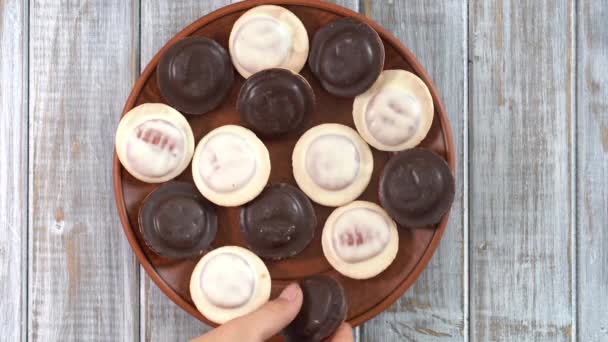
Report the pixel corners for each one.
[113,0,455,328]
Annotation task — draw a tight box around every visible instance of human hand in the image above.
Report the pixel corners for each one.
[190,283,353,342]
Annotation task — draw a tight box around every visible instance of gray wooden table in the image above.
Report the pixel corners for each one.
[1,0,606,341]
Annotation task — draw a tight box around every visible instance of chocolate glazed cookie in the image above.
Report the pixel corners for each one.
[139,181,217,259]
[284,275,347,342]
[240,183,316,260]
[157,37,234,115]
[309,17,385,97]
[379,148,455,227]
[237,68,314,137]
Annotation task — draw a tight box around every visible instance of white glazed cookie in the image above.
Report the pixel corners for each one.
[322,201,399,279]
[115,103,195,183]
[229,5,309,78]
[192,125,270,207]
[190,246,271,324]
[353,70,434,151]
[292,124,373,207]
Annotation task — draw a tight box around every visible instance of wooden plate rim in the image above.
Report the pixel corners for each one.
[112,0,455,328]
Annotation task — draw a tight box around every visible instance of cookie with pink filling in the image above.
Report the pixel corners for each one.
[353,70,434,151]
[322,201,399,279]
[115,103,195,183]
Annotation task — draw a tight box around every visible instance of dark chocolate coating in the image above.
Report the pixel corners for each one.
[308,17,384,97]
[139,181,217,259]
[379,148,455,227]
[157,37,234,115]
[284,275,347,342]
[240,183,316,260]
[237,69,314,137]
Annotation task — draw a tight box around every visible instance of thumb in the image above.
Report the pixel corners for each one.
[218,283,303,341]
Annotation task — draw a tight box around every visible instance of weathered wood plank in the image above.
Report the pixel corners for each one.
[0,0,27,341]
[469,0,573,341]
[28,1,139,341]
[142,0,237,68]
[576,1,608,341]
[141,275,208,342]
[359,0,466,341]
[325,0,358,8]
[139,1,360,341]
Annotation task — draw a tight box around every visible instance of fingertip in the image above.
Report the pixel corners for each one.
[279,282,303,303]
[228,283,303,340]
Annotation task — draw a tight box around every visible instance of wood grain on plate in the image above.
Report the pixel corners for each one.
[469,0,573,341]
[28,1,139,340]
[577,1,608,341]
[115,0,454,332]
[359,0,466,340]
[0,0,27,340]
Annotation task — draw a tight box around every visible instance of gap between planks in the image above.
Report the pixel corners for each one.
[463,0,470,340]
[24,0,31,341]
[569,0,578,341]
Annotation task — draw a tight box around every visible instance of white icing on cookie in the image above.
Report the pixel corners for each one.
[322,201,399,279]
[199,133,256,193]
[353,70,434,151]
[190,246,271,324]
[305,135,359,191]
[229,5,309,78]
[115,103,194,183]
[332,208,391,263]
[125,119,184,177]
[293,124,373,207]
[200,252,255,308]
[232,17,291,74]
[192,125,270,207]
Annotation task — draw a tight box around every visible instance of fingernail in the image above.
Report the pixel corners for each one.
[279,283,300,302]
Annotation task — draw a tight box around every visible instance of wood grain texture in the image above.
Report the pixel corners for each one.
[141,276,208,342]
[7,0,607,341]
[28,1,139,341]
[359,0,466,341]
[141,0,239,68]
[323,0,358,9]
[469,0,573,341]
[576,1,608,341]
[139,1,360,341]
[0,0,27,341]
